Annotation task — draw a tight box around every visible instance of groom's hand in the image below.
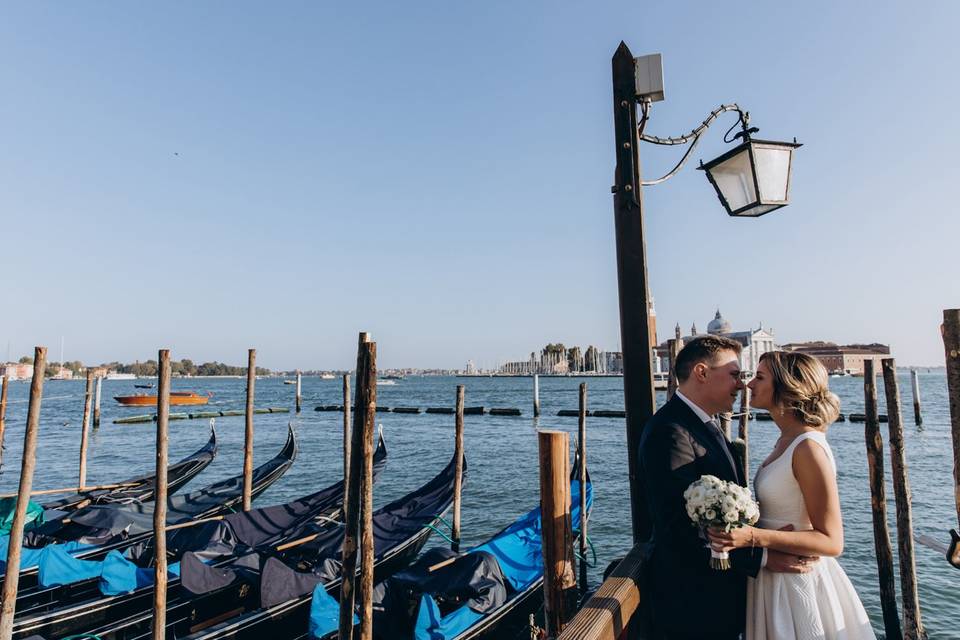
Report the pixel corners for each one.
[766,548,818,573]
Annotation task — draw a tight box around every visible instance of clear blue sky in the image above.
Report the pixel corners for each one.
[2,2,958,369]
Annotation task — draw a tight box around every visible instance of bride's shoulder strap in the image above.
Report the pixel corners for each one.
[790,431,836,474]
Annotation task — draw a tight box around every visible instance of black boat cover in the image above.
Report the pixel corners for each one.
[181,451,464,610]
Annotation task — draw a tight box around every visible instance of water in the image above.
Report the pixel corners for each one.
[0,372,956,638]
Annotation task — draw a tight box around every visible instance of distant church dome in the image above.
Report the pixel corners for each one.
[707,309,732,335]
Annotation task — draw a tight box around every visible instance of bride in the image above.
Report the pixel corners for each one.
[708,351,876,639]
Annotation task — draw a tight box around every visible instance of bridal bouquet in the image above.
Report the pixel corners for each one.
[683,475,760,570]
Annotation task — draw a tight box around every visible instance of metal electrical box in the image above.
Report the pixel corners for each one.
[634,53,664,102]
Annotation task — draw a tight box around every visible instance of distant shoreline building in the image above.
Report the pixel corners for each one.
[781,341,890,375]
[0,362,34,380]
[656,310,776,376]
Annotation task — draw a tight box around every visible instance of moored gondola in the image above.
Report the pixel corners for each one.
[312,457,592,640]
[82,445,462,640]
[39,426,219,513]
[14,433,387,640]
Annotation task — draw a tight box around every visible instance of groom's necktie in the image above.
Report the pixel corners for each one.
[706,419,738,478]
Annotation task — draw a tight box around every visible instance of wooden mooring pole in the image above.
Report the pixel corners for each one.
[864,358,902,640]
[339,333,373,640]
[666,338,680,400]
[910,369,922,427]
[93,374,102,429]
[578,382,589,594]
[78,370,94,489]
[534,374,541,418]
[941,309,960,560]
[0,375,8,470]
[295,370,302,414]
[719,412,732,440]
[738,386,750,480]
[358,339,376,640]
[242,348,256,511]
[343,373,352,530]
[452,385,465,552]
[0,346,46,640]
[151,349,171,640]
[538,429,575,637]
[881,358,925,639]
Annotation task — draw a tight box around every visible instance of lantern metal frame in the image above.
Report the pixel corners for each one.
[697,137,803,217]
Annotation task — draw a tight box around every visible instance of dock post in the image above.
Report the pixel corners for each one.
[910,369,922,427]
[242,349,256,511]
[78,370,94,489]
[882,358,925,639]
[864,359,902,639]
[941,310,960,554]
[0,346,46,640]
[719,412,732,440]
[342,373,352,530]
[538,429,575,637]
[452,385,465,552]
[738,386,750,479]
[534,374,541,417]
[295,370,302,414]
[358,340,377,640]
[578,382,589,595]
[666,338,680,400]
[93,374,102,429]
[339,333,373,640]
[0,375,8,470]
[151,350,171,640]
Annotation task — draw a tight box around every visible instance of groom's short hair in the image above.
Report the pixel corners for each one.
[674,335,742,382]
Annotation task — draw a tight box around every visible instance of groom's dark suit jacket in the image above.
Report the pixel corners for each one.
[638,395,763,639]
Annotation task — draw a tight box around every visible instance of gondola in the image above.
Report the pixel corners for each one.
[83,444,462,640]
[316,456,592,640]
[40,426,219,514]
[14,432,387,640]
[1,425,290,599]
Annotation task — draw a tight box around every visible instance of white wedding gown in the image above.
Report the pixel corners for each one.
[747,431,876,640]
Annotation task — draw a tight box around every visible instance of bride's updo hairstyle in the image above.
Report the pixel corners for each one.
[759,351,841,429]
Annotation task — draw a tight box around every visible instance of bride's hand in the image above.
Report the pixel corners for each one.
[707,525,756,552]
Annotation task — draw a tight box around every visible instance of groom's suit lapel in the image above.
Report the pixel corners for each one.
[666,396,742,484]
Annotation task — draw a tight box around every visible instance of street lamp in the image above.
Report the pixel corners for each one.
[611,43,800,543]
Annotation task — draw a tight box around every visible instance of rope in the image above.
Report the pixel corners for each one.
[573,532,598,568]
[424,521,455,545]
[62,635,104,640]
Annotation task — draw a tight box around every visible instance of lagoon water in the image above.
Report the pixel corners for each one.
[0,371,956,638]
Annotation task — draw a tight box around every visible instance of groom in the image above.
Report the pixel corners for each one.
[639,335,809,639]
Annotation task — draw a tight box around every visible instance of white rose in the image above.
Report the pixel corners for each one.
[705,509,717,521]
[724,510,738,523]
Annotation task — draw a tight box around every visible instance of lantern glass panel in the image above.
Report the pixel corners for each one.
[753,144,793,203]
[705,147,756,213]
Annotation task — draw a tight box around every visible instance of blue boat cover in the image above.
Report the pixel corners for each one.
[0,497,44,534]
[309,586,358,638]
[0,536,95,575]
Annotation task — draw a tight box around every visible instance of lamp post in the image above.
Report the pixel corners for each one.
[611,42,799,543]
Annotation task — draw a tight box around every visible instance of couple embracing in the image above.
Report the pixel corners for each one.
[639,335,876,639]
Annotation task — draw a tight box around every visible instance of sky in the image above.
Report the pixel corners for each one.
[2,2,958,370]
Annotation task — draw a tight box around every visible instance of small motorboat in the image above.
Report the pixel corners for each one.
[134,383,154,389]
[114,391,211,406]
[283,380,297,385]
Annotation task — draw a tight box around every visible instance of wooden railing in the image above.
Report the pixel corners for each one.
[558,543,646,640]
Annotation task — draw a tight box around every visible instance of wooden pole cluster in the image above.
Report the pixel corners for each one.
[738,386,751,480]
[533,374,541,418]
[339,332,376,640]
[881,359,925,639]
[910,369,922,427]
[942,309,960,531]
[666,338,681,400]
[242,348,256,511]
[93,375,102,429]
[295,370,302,414]
[78,370,94,489]
[452,385,465,552]
[0,375,8,470]
[151,349,172,640]
[578,382,589,594]
[863,359,902,640]
[538,429,575,637]
[0,347,46,640]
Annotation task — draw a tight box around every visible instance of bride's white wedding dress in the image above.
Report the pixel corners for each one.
[747,431,876,640]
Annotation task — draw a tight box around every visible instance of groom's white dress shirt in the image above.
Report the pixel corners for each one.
[674,389,767,567]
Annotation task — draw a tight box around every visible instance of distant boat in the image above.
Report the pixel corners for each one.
[114,391,211,406]
[381,374,405,380]
[283,380,297,385]
[377,379,397,385]
[106,372,137,380]
[320,373,336,380]
[134,383,154,389]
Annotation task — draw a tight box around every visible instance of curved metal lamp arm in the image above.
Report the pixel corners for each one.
[639,102,754,186]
